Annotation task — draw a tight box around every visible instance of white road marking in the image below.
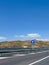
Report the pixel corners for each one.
[13,50,49,57]
[0,54,26,59]
[0,50,49,59]
[28,50,49,55]
[29,56,49,65]
[13,54,26,57]
[0,57,9,59]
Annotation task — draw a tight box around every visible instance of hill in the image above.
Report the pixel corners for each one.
[0,40,49,48]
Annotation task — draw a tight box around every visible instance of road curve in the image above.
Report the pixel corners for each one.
[0,51,49,65]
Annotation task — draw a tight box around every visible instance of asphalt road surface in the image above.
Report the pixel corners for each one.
[0,50,49,65]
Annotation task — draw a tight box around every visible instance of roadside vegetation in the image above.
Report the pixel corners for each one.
[0,40,49,48]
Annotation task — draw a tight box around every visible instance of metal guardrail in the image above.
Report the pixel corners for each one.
[0,48,49,57]
[0,48,49,53]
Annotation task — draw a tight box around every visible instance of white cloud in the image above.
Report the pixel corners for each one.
[15,33,41,38]
[19,35,25,37]
[36,39,49,41]
[15,35,18,37]
[27,33,41,38]
[0,37,7,40]
[15,35,25,38]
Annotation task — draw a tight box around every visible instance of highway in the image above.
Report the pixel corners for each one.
[0,50,49,65]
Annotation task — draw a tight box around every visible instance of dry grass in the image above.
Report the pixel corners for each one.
[0,40,49,48]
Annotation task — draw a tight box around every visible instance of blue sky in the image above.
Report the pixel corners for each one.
[0,0,49,41]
